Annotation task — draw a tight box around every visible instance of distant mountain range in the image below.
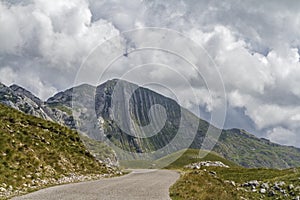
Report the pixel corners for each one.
[1,79,300,168]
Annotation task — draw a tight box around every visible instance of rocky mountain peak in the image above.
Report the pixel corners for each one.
[10,84,42,106]
[1,79,300,168]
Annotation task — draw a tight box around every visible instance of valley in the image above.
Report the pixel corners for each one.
[1,80,300,200]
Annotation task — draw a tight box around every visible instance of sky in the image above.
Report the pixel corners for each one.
[0,0,300,147]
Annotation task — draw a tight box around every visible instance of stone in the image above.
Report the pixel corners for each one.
[231,181,236,187]
[184,161,229,169]
[8,185,13,191]
[280,189,286,194]
[0,187,6,192]
[261,183,269,189]
[260,188,266,194]
[209,171,217,176]
[276,181,285,187]
[293,196,300,200]
[249,180,259,187]
[273,184,281,191]
[289,184,294,190]
[268,190,276,197]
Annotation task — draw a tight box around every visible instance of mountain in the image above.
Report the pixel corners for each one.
[0,103,119,199]
[0,83,74,127]
[1,79,300,168]
[0,82,118,168]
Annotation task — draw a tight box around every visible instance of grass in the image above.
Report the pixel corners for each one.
[169,149,300,200]
[158,149,238,169]
[170,170,239,200]
[119,149,237,169]
[0,104,116,198]
[47,103,72,115]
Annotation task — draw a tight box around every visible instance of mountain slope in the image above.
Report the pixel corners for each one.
[1,80,300,168]
[211,128,300,168]
[71,79,300,168]
[0,83,73,126]
[0,104,118,199]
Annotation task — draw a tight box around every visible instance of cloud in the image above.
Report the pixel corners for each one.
[267,127,300,147]
[0,0,119,98]
[0,0,300,147]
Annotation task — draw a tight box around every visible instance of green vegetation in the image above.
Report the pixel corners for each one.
[80,135,117,165]
[119,149,237,169]
[169,149,300,200]
[120,160,154,169]
[0,104,116,199]
[47,103,72,115]
[158,149,238,169]
[170,167,300,200]
[211,128,300,168]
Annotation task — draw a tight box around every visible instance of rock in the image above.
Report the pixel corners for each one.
[231,181,236,187]
[8,185,13,191]
[26,174,32,178]
[242,180,260,188]
[261,183,269,189]
[289,184,294,190]
[293,196,300,200]
[260,188,266,194]
[268,190,276,197]
[209,171,217,176]
[184,161,229,169]
[193,165,200,170]
[290,191,296,196]
[280,189,286,194]
[242,182,249,187]
[276,181,285,187]
[0,187,6,192]
[273,183,281,191]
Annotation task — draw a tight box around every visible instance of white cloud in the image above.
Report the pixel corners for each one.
[267,127,300,147]
[0,0,300,147]
[0,66,17,85]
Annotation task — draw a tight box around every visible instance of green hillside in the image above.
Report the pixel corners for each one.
[45,79,300,169]
[0,104,118,199]
[169,149,300,200]
[158,149,238,169]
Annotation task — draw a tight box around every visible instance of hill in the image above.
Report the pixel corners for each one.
[168,149,300,199]
[1,79,300,168]
[0,104,119,199]
[157,149,238,169]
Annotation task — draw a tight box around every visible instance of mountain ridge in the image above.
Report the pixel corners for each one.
[1,79,300,168]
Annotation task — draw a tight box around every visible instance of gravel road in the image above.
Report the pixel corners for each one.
[12,169,179,200]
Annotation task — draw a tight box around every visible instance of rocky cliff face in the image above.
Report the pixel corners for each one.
[1,80,300,168]
[0,83,51,120]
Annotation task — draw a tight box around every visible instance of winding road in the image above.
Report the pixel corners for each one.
[12,169,179,200]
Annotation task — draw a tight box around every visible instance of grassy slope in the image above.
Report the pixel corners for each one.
[119,149,237,169]
[169,149,300,200]
[159,149,238,169]
[214,129,300,168]
[0,104,114,197]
